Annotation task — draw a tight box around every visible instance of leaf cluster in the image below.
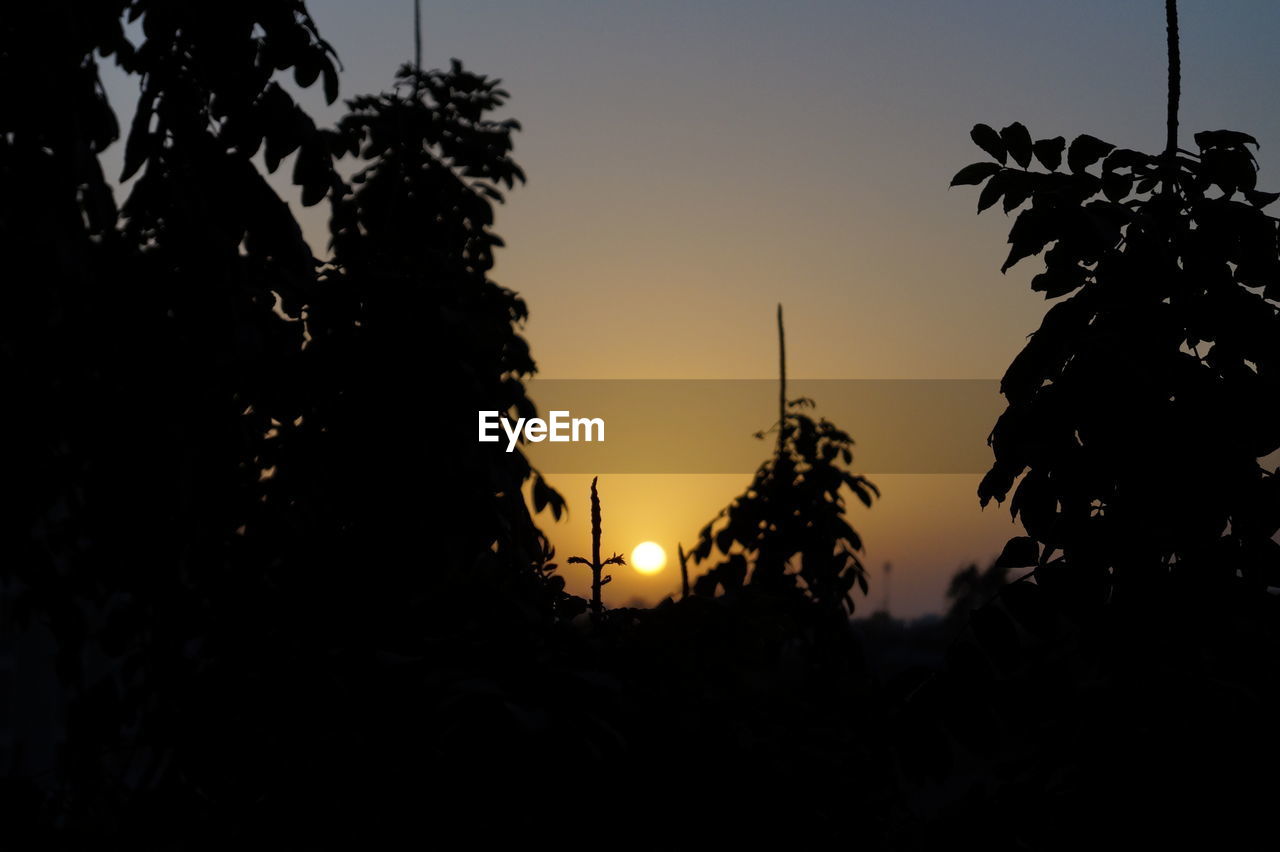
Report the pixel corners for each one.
[691,401,879,615]
[955,121,1280,597]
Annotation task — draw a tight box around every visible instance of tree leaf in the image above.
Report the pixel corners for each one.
[1194,129,1259,150]
[978,460,1024,508]
[971,123,1007,165]
[1033,137,1065,171]
[1067,134,1115,174]
[322,61,340,104]
[1000,293,1092,403]
[1102,171,1133,202]
[1010,469,1057,542]
[1030,268,1085,299]
[951,162,1001,187]
[1001,171,1034,213]
[994,536,1039,569]
[1102,148,1153,174]
[1244,189,1280,209]
[1000,122,1033,169]
[1001,208,1056,272]
[294,53,321,88]
[977,172,1006,213]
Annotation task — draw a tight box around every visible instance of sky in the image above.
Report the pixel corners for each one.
[101,1,1280,616]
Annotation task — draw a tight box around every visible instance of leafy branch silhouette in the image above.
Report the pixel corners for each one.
[690,306,879,615]
[954,0,1280,605]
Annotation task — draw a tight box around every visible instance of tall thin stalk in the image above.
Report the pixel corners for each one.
[413,0,422,75]
[568,477,625,619]
[776,303,787,451]
[1164,0,1180,188]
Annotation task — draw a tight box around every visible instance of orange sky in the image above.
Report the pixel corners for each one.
[534,473,1022,617]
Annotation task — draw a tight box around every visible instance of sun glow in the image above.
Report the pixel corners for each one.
[631,541,667,575]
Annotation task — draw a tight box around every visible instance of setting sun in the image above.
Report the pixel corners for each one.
[631,541,667,575]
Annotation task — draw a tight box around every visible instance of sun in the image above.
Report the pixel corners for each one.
[631,541,667,575]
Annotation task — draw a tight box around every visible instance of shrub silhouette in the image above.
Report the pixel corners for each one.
[690,306,879,615]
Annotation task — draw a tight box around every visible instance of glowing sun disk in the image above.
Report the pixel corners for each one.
[631,541,667,575]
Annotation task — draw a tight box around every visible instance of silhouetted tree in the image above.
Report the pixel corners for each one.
[691,306,879,615]
[918,6,1280,845]
[954,0,1280,606]
[260,59,566,602]
[3,1,348,829]
[2,3,575,840]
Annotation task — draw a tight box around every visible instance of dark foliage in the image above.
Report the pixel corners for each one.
[956,120,1280,605]
[691,399,879,617]
[8,1,1280,848]
[690,308,880,618]
[1,2,575,841]
[3,2,350,831]
[2,5,897,847]
[259,57,568,600]
[925,4,1280,844]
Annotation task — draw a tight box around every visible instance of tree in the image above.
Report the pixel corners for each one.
[262,58,566,593]
[954,1,1280,606]
[1,3,573,836]
[690,306,879,616]
[3,0,345,813]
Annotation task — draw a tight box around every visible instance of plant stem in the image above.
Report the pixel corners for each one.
[1165,0,1180,184]
[777,303,786,452]
[590,475,602,617]
[414,0,422,74]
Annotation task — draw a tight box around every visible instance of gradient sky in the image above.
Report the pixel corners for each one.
[100,2,1280,615]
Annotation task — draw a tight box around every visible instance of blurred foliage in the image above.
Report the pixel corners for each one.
[940,559,1011,638]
